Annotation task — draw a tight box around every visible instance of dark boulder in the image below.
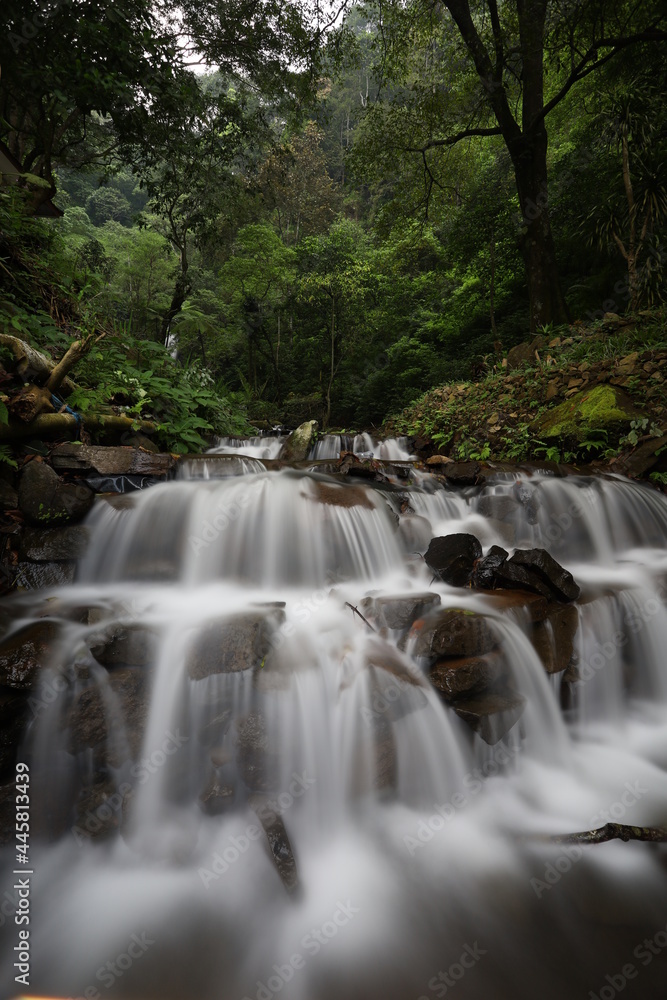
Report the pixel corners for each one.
[496,548,580,603]
[530,604,579,674]
[406,607,497,660]
[0,620,60,689]
[89,623,157,669]
[430,650,506,701]
[187,609,285,680]
[424,533,482,587]
[20,525,90,562]
[453,688,525,745]
[471,545,509,589]
[443,462,482,486]
[18,460,94,526]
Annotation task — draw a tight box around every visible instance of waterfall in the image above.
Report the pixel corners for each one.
[2,453,667,1000]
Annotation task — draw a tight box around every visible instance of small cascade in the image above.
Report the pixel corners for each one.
[2,441,667,1000]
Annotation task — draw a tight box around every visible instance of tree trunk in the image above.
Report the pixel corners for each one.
[324,293,335,431]
[160,247,190,345]
[512,135,570,330]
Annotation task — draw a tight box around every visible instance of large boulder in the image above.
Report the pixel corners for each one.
[51,443,174,476]
[495,548,580,602]
[406,607,497,660]
[359,592,441,631]
[530,384,645,443]
[18,461,93,526]
[20,525,90,562]
[88,623,158,669]
[186,610,285,680]
[430,650,506,701]
[279,420,318,462]
[0,620,60,689]
[424,534,482,587]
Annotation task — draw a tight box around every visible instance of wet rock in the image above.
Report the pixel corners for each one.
[407,608,497,660]
[480,589,549,623]
[364,640,429,723]
[424,533,483,587]
[471,545,509,589]
[89,623,157,669]
[197,709,233,747]
[187,610,285,680]
[530,604,579,674]
[476,494,519,522]
[496,548,580,603]
[19,460,94,526]
[0,620,60,688]
[430,650,506,701]
[279,420,318,462]
[454,688,525,745]
[250,801,299,895]
[425,455,453,466]
[66,667,148,760]
[14,561,76,589]
[359,592,441,631]
[396,513,432,553]
[507,339,539,370]
[235,712,279,792]
[199,777,235,816]
[308,479,375,509]
[0,713,27,775]
[51,443,174,477]
[373,719,397,792]
[73,781,130,841]
[20,525,90,562]
[443,462,482,486]
[512,481,541,524]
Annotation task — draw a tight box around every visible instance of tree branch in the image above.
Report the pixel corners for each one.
[532,823,667,846]
[404,125,503,153]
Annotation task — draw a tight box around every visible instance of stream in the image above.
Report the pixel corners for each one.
[1,440,667,1000]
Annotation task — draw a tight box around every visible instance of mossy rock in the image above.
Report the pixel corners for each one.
[531,385,645,442]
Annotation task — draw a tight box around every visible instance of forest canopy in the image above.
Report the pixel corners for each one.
[0,0,665,439]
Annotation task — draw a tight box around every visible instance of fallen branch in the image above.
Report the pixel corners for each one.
[531,823,667,846]
[0,412,158,442]
[344,602,376,632]
[46,329,106,394]
[0,333,76,393]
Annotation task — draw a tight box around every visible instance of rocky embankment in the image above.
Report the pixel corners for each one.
[386,314,667,480]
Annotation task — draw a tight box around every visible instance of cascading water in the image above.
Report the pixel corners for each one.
[2,455,667,1000]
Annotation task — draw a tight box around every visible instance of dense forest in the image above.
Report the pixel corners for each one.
[0,0,665,453]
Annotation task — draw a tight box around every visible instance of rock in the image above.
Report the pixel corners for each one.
[0,620,60,688]
[430,650,507,701]
[73,781,130,841]
[373,719,397,792]
[530,604,579,674]
[66,667,148,761]
[308,480,375,509]
[125,434,160,453]
[397,513,433,554]
[614,435,667,477]
[506,341,536,370]
[235,712,279,792]
[407,608,497,660]
[250,802,299,895]
[497,548,580,603]
[480,589,549,623]
[199,777,235,816]
[20,525,90,562]
[18,460,94,526]
[471,545,509,589]
[443,462,482,486]
[197,710,233,747]
[424,533,482,587]
[0,780,18,844]
[14,561,76,589]
[0,480,18,510]
[51,443,174,476]
[0,713,27,775]
[279,420,318,462]
[89,623,157,669]
[359,592,441,631]
[454,688,525,745]
[476,494,519,522]
[530,384,645,443]
[425,455,453,466]
[187,610,285,680]
[512,481,541,524]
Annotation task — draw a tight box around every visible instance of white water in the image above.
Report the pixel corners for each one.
[2,458,667,1000]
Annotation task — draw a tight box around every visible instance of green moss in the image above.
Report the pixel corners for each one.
[531,384,645,441]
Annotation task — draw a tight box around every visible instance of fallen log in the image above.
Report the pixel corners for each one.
[0,412,159,442]
[531,823,667,846]
[0,333,76,393]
